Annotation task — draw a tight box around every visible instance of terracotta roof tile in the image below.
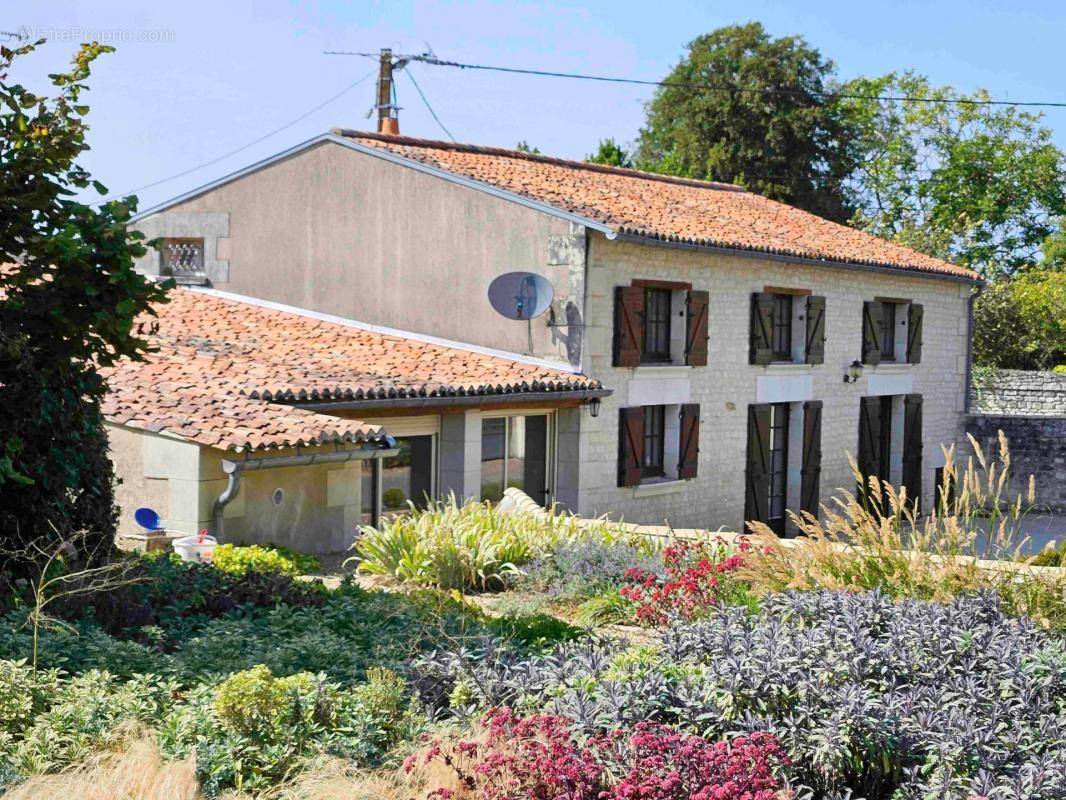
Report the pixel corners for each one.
[102,288,600,452]
[337,130,979,281]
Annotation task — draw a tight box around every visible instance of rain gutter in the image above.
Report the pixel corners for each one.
[211,442,398,540]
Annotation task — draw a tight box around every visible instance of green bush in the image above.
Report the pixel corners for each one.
[382,487,407,510]
[353,497,627,591]
[211,543,320,577]
[485,613,584,651]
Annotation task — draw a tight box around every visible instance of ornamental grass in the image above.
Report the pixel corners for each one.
[739,431,1066,628]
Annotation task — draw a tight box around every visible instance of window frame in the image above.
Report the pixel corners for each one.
[479,412,554,504]
[641,288,673,364]
[770,293,793,361]
[641,405,666,478]
[880,301,897,361]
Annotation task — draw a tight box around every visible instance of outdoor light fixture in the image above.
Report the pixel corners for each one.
[843,360,864,384]
[587,398,602,417]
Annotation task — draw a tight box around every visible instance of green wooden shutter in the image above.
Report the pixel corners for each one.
[617,406,644,487]
[613,286,644,367]
[800,400,823,517]
[684,290,709,366]
[749,293,774,365]
[804,296,826,365]
[677,404,700,479]
[902,394,923,511]
[906,303,924,364]
[744,404,772,525]
[861,301,883,365]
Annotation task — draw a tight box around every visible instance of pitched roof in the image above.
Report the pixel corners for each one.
[336,130,979,282]
[102,288,601,452]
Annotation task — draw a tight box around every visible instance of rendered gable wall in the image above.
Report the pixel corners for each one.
[133,141,588,368]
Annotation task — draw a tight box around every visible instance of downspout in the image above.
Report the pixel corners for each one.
[211,442,397,540]
[964,284,984,414]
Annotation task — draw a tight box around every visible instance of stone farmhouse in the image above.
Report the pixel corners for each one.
[113,130,982,551]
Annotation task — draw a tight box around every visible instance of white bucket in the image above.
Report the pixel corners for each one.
[173,535,218,564]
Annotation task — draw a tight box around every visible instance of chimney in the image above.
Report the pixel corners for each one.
[380,117,400,136]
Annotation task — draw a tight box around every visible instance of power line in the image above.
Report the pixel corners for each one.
[404,67,455,141]
[95,67,377,205]
[324,50,1066,109]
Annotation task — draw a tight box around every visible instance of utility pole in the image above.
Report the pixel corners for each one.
[376,48,399,135]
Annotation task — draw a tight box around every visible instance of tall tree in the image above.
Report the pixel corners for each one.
[841,72,1066,278]
[636,23,859,223]
[586,138,633,168]
[0,39,168,562]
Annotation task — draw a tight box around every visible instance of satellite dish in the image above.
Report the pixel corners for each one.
[488,272,554,321]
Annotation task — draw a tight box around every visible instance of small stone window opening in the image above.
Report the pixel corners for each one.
[161,238,206,279]
[271,488,285,508]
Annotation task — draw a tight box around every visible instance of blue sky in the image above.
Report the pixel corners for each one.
[7,0,1066,211]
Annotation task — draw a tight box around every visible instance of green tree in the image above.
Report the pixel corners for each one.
[0,39,169,562]
[586,138,632,168]
[515,140,541,154]
[973,269,1065,370]
[841,72,1066,278]
[636,23,859,223]
[1041,219,1066,270]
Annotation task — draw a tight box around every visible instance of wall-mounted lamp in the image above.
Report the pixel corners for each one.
[843,360,864,384]
[587,398,602,417]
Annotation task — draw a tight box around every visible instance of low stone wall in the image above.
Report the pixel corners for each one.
[964,414,1066,513]
[971,369,1066,417]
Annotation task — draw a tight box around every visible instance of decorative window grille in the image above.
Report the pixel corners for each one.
[161,238,205,277]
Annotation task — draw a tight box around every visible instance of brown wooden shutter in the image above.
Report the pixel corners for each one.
[857,396,882,484]
[617,406,644,487]
[613,286,644,367]
[800,400,823,516]
[677,404,700,479]
[744,404,772,524]
[861,301,884,365]
[906,303,924,364]
[902,394,923,511]
[804,296,826,365]
[684,290,709,366]
[749,293,774,365]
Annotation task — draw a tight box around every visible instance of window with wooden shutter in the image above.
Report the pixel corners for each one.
[617,406,644,487]
[684,290,709,366]
[613,286,644,367]
[749,293,775,365]
[744,404,772,525]
[861,301,884,365]
[857,396,882,483]
[902,394,923,511]
[678,404,700,479]
[804,296,826,365]
[906,303,924,364]
[800,400,822,517]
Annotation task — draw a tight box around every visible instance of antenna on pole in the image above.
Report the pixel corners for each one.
[376,48,401,135]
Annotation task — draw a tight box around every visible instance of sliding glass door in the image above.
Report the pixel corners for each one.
[480,414,551,506]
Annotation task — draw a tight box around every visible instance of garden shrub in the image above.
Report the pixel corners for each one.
[405,707,790,800]
[0,668,179,778]
[211,544,321,577]
[620,540,751,625]
[485,613,585,651]
[353,498,624,591]
[520,539,663,602]
[738,437,1066,630]
[411,590,1066,799]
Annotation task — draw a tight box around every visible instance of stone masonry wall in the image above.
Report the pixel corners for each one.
[964,414,1066,513]
[971,369,1066,417]
[575,236,973,531]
